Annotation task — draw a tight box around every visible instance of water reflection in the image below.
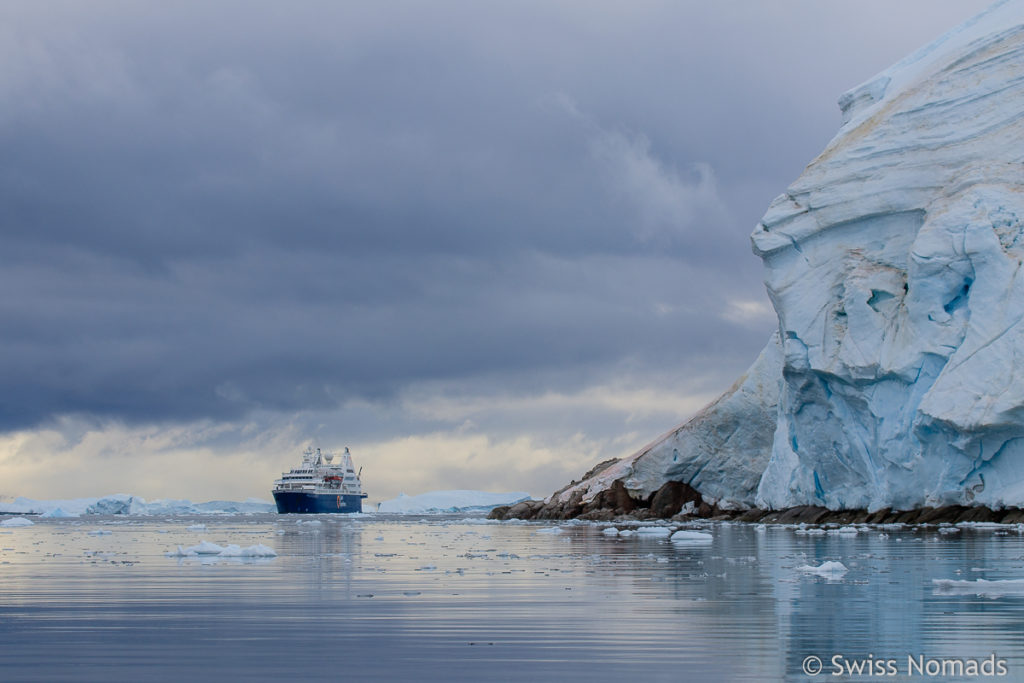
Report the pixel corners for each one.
[1,516,1024,681]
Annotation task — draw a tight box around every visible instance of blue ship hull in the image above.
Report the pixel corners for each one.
[273,491,367,514]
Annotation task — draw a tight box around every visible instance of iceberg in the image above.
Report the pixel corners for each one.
[549,1,1024,515]
[1,495,276,516]
[376,490,530,514]
[39,508,78,518]
[0,517,34,527]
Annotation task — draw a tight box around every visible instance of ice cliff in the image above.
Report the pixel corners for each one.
[557,0,1024,512]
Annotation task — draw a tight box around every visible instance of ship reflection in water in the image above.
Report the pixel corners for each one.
[1,517,1023,681]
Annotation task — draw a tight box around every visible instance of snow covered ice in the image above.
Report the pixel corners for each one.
[669,530,713,545]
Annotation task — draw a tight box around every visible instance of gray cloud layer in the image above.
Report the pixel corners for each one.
[0,1,991,432]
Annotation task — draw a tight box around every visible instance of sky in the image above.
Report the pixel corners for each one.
[0,1,995,504]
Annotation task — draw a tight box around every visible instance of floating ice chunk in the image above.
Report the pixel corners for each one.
[795,527,826,536]
[670,530,713,545]
[167,545,198,557]
[617,529,636,537]
[797,561,848,577]
[536,527,564,535]
[601,527,620,536]
[87,529,112,536]
[184,540,225,555]
[933,578,1024,597]
[187,524,206,531]
[634,526,673,538]
[237,544,276,557]
[0,517,34,527]
[938,527,961,534]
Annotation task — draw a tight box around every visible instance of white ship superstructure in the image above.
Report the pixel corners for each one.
[272,447,367,513]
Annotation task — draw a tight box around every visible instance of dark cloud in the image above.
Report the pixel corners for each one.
[0,1,992,431]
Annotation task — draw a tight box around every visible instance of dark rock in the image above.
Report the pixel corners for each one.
[954,506,998,523]
[775,506,831,524]
[1000,508,1024,523]
[648,481,704,518]
[607,480,636,514]
[916,506,967,524]
[506,500,544,520]
[819,510,858,524]
[735,508,769,522]
[893,509,923,523]
[865,508,892,524]
[848,511,871,524]
[487,505,511,520]
[578,509,615,522]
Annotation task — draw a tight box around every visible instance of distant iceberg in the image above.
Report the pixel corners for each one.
[0,517,34,527]
[376,490,530,514]
[1,495,276,516]
[2,491,526,516]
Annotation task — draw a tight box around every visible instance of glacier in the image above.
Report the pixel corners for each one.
[753,0,1024,511]
[550,0,1024,514]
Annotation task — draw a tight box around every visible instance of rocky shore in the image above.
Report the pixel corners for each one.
[487,479,1024,525]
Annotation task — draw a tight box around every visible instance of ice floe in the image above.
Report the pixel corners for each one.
[797,561,848,577]
[0,517,34,527]
[670,530,713,545]
[933,578,1024,597]
[167,540,277,558]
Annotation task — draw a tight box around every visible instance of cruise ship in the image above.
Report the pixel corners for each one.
[272,446,368,513]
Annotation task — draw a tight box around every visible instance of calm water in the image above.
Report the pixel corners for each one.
[2,514,1024,682]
